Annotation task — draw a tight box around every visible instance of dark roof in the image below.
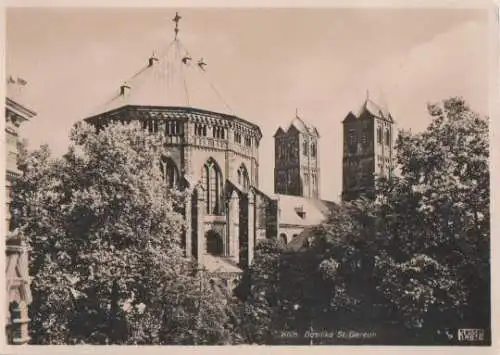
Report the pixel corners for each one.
[343,98,394,123]
[275,114,320,138]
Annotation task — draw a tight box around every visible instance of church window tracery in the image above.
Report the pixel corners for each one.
[202,158,223,215]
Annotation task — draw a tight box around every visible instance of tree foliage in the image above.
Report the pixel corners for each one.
[11,121,236,344]
[238,97,490,345]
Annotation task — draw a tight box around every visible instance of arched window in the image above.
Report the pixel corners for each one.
[238,164,250,191]
[206,230,223,256]
[160,157,179,188]
[202,158,223,215]
[279,233,288,245]
[377,126,383,144]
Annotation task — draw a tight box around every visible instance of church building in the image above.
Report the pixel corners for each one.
[83,13,276,284]
[82,13,395,277]
[341,95,395,201]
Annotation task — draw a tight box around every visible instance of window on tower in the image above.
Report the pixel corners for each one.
[311,143,316,157]
[348,129,357,153]
[377,126,383,145]
[303,141,308,155]
[385,129,390,146]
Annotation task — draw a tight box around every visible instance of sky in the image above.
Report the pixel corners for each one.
[5,6,493,201]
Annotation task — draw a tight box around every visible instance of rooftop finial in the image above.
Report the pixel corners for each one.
[173,12,182,40]
[148,50,159,66]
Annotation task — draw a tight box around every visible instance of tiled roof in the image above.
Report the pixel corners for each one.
[277,194,331,227]
[357,98,392,120]
[88,39,235,117]
[6,77,37,118]
[343,97,393,123]
[274,114,319,138]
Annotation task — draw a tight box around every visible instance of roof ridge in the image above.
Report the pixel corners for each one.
[86,15,236,118]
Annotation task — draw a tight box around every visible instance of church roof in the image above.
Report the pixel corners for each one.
[343,95,393,123]
[6,76,37,119]
[357,98,392,121]
[276,194,331,227]
[88,15,234,118]
[274,113,319,138]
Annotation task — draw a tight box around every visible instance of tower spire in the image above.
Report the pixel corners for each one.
[173,12,182,40]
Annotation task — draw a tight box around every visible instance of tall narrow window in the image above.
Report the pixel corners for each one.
[209,167,217,213]
[202,159,222,215]
[377,126,383,144]
[348,129,357,153]
[160,157,179,188]
[238,164,250,191]
[311,143,316,157]
[303,141,308,155]
[385,129,390,146]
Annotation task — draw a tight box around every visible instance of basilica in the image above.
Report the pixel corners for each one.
[5,13,395,342]
[82,13,395,279]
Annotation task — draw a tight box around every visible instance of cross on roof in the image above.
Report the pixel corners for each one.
[173,12,182,39]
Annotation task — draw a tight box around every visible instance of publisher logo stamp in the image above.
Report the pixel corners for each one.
[457,328,485,342]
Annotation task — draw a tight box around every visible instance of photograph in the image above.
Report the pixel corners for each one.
[4,4,494,348]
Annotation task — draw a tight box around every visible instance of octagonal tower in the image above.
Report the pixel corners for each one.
[83,13,263,278]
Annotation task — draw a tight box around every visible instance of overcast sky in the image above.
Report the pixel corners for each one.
[6,7,492,201]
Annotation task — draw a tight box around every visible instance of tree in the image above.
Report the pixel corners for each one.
[11,121,236,344]
[375,97,490,337]
[236,239,283,344]
[239,97,490,345]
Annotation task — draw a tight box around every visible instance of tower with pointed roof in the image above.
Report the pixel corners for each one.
[273,112,320,199]
[341,93,394,201]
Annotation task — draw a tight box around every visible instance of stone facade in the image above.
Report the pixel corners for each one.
[342,98,394,201]
[5,95,36,345]
[274,115,320,199]
[85,106,267,275]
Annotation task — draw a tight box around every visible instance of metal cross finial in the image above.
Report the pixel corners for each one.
[173,12,182,39]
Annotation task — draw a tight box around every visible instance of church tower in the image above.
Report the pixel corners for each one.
[274,112,320,198]
[341,95,394,202]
